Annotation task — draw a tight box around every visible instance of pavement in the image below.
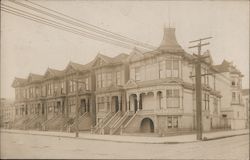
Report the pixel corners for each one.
[0,128,248,144]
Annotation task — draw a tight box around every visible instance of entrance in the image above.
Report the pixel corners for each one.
[129,94,138,113]
[140,118,154,133]
[112,96,119,112]
[80,99,86,115]
[42,104,45,115]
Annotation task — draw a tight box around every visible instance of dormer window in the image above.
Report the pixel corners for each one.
[232,81,235,86]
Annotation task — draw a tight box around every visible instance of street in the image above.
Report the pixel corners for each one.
[0,132,249,159]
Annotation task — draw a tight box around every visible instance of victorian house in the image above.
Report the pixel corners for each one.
[91,53,130,134]
[120,28,222,135]
[11,27,247,135]
[213,60,246,129]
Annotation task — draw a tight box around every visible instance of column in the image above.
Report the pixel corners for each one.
[126,94,130,111]
[118,95,121,111]
[154,91,158,110]
[162,90,167,110]
[137,93,140,111]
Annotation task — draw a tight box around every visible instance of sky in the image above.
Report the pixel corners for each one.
[1,0,249,99]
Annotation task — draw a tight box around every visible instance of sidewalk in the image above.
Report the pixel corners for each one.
[1,128,248,144]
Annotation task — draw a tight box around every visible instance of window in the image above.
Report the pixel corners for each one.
[159,61,165,79]
[130,68,135,80]
[106,96,110,110]
[237,79,241,87]
[61,81,66,94]
[135,67,140,81]
[49,106,52,113]
[203,93,210,110]
[106,73,112,87]
[102,73,106,87]
[69,80,73,92]
[98,97,105,111]
[232,81,235,86]
[168,116,178,128]
[232,92,236,101]
[116,71,121,85]
[166,89,180,108]
[97,74,102,88]
[172,60,179,77]
[85,78,89,90]
[213,98,218,113]
[166,59,179,78]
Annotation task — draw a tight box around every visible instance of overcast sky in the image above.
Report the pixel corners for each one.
[1,0,249,99]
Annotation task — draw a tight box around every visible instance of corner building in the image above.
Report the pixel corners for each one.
[12,27,247,135]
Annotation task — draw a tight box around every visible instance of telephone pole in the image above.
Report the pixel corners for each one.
[75,74,79,137]
[73,73,86,138]
[189,36,212,140]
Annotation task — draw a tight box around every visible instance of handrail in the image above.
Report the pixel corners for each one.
[79,112,89,120]
[103,111,121,129]
[94,111,112,128]
[70,112,89,127]
[93,111,113,133]
[124,111,137,128]
[42,115,59,126]
[111,111,129,132]
[25,115,39,127]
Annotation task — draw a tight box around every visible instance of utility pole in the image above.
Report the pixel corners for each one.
[73,73,86,138]
[75,76,79,137]
[189,36,212,140]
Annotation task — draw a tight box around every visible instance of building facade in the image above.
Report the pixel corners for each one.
[213,60,247,129]
[11,27,248,135]
[0,98,15,128]
[242,89,249,128]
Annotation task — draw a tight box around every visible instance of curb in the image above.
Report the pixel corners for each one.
[1,130,248,144]
[1,130,197,144]
[202,133,249,141]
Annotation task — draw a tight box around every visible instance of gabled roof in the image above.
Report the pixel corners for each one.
[112,53,129,63]
[92,52,129,67]
[213,60,231,72]
[65,60,93,73]
[12,77,27,87]
[157,27,184,53]
[44,67,64,79]
[213,60,242,76]
[27,73,43,83]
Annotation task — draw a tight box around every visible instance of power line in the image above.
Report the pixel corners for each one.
[9,0,156,50]
[25,0,156,49]
[1,6,134,50]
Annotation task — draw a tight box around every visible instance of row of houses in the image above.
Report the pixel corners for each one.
[0,98,15,129]
[11,27,249,136]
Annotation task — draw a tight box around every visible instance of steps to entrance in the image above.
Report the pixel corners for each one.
[13,115,35,130]
[42,115,66,131]
[109,111,134,135]
[92,112,114,134]
[25,116,46,130]
[102,111,123,134]
[66,112,91,132]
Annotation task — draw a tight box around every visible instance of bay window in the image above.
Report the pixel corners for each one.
[135,67,140,81]
[166,59,179,78]
[166,89,180,108]
[159,61,165,79]
[116,71,121,85]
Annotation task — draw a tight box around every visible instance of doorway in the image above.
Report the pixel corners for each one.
[140,118,154,133]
